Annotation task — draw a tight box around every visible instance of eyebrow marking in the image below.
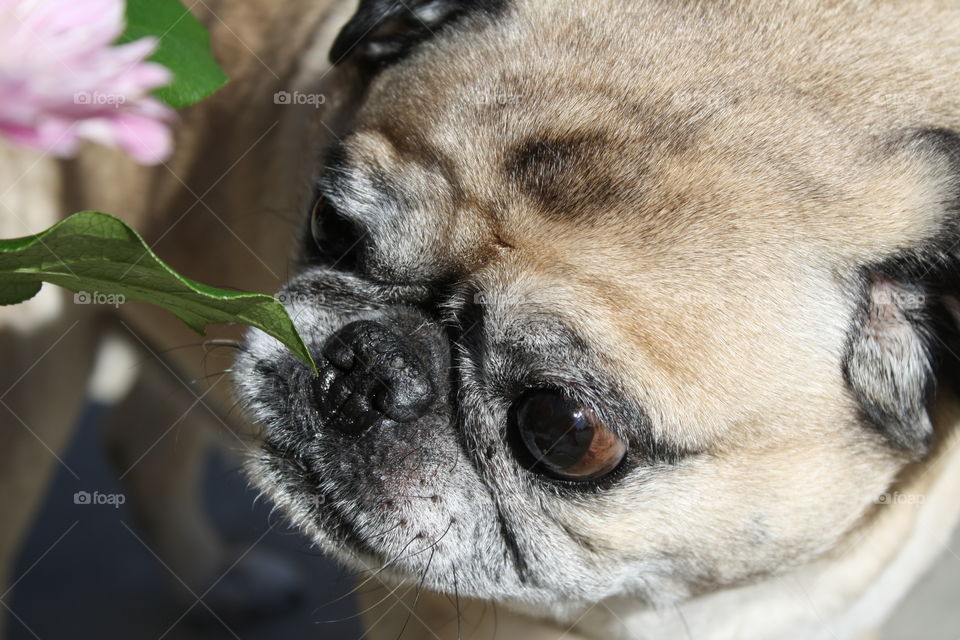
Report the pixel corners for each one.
[504,132,622,220]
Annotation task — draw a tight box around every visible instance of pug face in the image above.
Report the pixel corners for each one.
[234,0,960,615]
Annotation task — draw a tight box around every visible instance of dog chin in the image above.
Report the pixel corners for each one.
[242,452,395,576]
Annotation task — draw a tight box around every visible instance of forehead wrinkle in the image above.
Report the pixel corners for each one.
[353,123,507,228]
[344,127,519,282]
[355,123,470,206]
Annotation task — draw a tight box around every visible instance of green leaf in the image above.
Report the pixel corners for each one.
[117,0,229,109]
[0,211,316,373]
[0,281,41,306]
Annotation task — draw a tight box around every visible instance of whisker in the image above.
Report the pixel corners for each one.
[187,369,233,385]
[675,603,694,640]
[224,397,247,421]
[202,338,246,351]
[405,520,454,560]
[395,546,435,640]
[388,445,426,471]
[349,584,408,634]
[454,565,462,640]
[315,534,420,611]
[315,580,412,623]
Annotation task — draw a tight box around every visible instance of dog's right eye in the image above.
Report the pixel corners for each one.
[511,390,626,482]
[308,194,364,271]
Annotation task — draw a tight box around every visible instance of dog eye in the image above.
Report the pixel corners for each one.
[512,391,626,481]
[310,196,326,245]
[309,194,364,270]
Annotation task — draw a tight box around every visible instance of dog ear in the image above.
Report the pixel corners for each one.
[843,274,936,455]
[843,129,960,457]
[330,0,506,70]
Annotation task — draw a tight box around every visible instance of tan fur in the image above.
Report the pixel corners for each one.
[303,0,960,636]
[334,0,960,608]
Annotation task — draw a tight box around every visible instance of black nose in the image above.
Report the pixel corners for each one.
[314,320,435,435]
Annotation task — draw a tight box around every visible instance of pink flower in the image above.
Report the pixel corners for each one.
[0,0,175,165]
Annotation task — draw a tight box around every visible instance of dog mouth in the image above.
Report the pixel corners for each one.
[253,438,387,563]
[246,416,480,588]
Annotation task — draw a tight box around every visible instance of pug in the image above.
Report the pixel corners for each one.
[231,0,960,638]
[4,0,959,638]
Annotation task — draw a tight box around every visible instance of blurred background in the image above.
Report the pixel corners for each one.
[8,402,362,640]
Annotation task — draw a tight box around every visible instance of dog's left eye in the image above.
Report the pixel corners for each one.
[512,391,626,481]
[308,194,364,271]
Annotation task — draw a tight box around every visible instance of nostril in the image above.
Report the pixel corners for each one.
[315,320,436,434]
[371,362,434,423]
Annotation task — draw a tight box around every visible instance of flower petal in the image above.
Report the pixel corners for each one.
[0,0,176,165]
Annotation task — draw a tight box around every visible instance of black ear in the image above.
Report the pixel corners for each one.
[329,0,507,70]
[843,274,936,455]
[843,129,960,457]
